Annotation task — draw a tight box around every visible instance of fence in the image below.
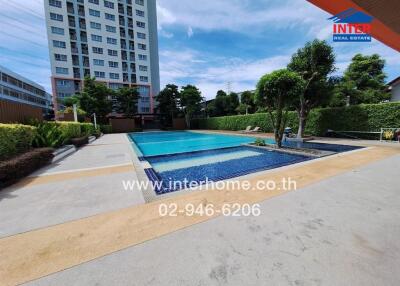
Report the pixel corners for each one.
[0,99,43,123]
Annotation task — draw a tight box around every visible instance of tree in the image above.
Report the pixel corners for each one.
[255,69,305,148]
[155,84,180,125]
[114,87,139,117]
[214,90,229,116]
[240,90,255,114]
[228,92,240,115]
[340,54,389,104]
[180,85,203,128]
[73,77,113,123]
[213,90,240,116]
[288,39,335,138]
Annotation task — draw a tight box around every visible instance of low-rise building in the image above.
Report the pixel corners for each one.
[388,76,400,102]
[0,65,53,122]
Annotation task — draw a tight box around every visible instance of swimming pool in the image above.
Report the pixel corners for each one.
[129,131,362,195]
[128,131,257,156]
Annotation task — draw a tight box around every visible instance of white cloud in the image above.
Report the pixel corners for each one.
[159,48,291,99]
[157,0,326,34]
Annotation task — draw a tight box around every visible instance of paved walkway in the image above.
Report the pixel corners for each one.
[0,133,399,285]
[0,134,144,238]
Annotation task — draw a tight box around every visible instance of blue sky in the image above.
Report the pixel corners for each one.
[0,0,399,99]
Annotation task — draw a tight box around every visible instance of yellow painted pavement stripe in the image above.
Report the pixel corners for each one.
[0,147,398,286]
[14,164,135,188]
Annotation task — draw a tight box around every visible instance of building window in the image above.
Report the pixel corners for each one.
[50,13,63,21]
[109,61,118,68]
[141,107,150,113]
[107,37,117,45]
[91,34,102,42]
[140,76,148,82]
[108,49,118,56]
[56,67,69,74]
[90,22,101,30]
[93,59,104,66]
[106,25,116,33]
[94,71,105,78]
[88,0,99,4]
[137,32,146,39]
[136,21,145,28]
[54,54,67,61]
[136,10,144,17]
[89,9,100,17]
[138,54,147,61]
[53,40,66,48]
[57,92,71,98]
[92,47,103,54]
[135,0,144,6]
[104,0,114,8]
[139,65,147,71]
[109,73,119,79]
[138,43,146,50]
[105,13,115,21]
[56,80,69,86]
[49,0,62,8]
[51,26,64,35]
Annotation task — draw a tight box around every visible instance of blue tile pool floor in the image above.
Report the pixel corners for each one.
[146,146,312,194]
[129,131,363,195]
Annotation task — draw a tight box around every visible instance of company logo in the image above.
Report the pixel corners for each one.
[328,8,373,42]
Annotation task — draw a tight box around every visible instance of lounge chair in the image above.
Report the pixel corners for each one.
[249,126,261,133]
[240,126,252,133]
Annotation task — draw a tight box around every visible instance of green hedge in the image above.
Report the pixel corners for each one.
[80,123,96,136]
[192,102,400,136]
[0,124,37,161]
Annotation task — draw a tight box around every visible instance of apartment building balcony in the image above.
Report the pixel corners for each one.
[67,3,74,14]
[78,6,85,17]
[69,30,77,41]
[68,16,76,27]
[123,73,129,82]
[130,63,136,72]
[72,55,80,66]
[83,57,89,67]
[73,69,81,78]
[128,30,134,39]
[84,69,90,77]
[118,5,124,14]
[131,74,136,83]
[79,19,86,30]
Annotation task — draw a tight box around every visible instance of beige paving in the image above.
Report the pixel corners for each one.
[0,145,398,286]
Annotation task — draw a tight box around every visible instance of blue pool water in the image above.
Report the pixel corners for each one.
[146,146,312,194]
[128,131,257,156]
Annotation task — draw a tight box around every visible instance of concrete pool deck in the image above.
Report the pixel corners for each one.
[0,133,399,285]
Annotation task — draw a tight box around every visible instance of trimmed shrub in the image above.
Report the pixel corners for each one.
[0,148,54,189]
[70,136,89,147]
[0,124,37,161]
[80,123,96,136]
[55,122,82,141]
[192,102,400,136]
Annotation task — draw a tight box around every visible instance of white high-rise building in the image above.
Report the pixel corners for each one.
[44,0,160,114]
